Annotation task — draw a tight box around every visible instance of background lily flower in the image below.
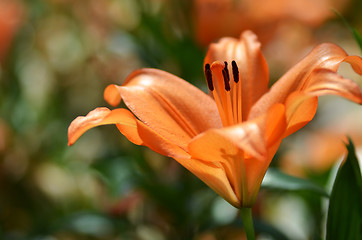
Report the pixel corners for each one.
[68,31,362,208]
[0,0,24,62]
[193,0,351,46]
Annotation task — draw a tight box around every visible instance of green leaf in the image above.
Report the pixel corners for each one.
[351,29,362,53]
[261,168,329,197]
[333,10,362,53]
[326,139,362,240]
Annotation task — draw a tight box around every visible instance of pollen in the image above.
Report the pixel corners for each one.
[204,60,242,126]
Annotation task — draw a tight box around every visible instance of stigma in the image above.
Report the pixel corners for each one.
[204,60,242,126]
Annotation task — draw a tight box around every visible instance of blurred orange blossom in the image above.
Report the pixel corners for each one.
[193,0,350,46]
[68,31,362,208]
[0,0,24,61]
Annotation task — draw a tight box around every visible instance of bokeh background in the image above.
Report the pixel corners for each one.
[0,0,361,239]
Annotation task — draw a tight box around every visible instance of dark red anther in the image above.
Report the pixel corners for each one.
[232,60,239,83]
[204,63,214,91]
[224,61,230,83]
[222,69,231,91]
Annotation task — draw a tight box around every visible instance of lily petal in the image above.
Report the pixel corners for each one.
[204,31,269,120]
[68,107,190,158]
[68,108,142,146]
[188,121,265,163]
[249,43,362,121]
[304,69,362,103]
[175,157,240,208]
[188,130,246,206]
[69,110,240,206]
[134,120,191,159]
[281,68,362,136]
[243,103,287,204]
[188,119,266,205]
[187,104,286,206]
[284,92,318,137]
[189,104,286,160]
[104,68,222,151]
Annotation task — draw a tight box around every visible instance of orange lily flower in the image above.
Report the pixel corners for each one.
[68,31,362,208]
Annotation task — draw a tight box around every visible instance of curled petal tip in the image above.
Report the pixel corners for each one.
[344,55,362,75]
[68,107,112,146]
[104,84,122,106]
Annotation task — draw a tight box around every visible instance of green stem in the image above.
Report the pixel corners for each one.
[240,207,255,240]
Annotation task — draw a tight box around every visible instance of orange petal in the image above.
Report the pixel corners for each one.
[189,121,265,163]
[134,120,191,159]
[104,68,222,151]
[304,69,362,103]
[243,104,287,204]
[188,121,265,206]
[104,84,122,107]
[234,103,286,202]
[68,107,142,146]
[174,157,240,208]
[344,55,362,74]
[204,31,269,120]
[189,104,286,160]
[282,68,362,136]
[284,92,318,137]
[249,43,362,120]
[68,108,143,146]
[265,104,287,147]
[68,107,190,158]
[188,104,286,206]
[189,125,245,201]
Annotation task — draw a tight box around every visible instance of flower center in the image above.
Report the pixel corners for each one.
[204,60,242,127]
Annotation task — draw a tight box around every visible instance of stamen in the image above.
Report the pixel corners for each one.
[207,60,242,127]
[222,69,231,91]
[232,60,242,122]
[204,63,214,91]
[222,64,234,124]
[232,60,239,83]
